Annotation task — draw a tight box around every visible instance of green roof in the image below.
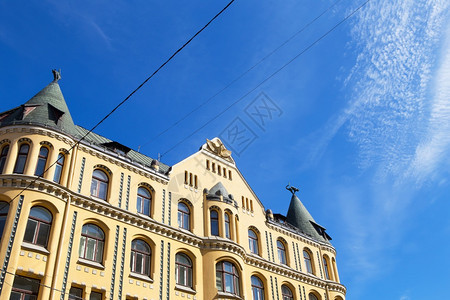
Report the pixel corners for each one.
[0,72,170,175]
[286,193,331,244]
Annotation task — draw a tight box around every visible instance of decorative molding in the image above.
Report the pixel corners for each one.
[94,164,112,176]
[265,231,271,262]
[138,182,155,192]
[118,173,124,208]
[77,157,86,193]
[18,137,32,144]
[78,144,169,185]
[266,221,337,256]
[292,242,299,271]
[168,192,172,226]
[275,277,280,300]
[118,228,127,300]
[159,241,165,300]
[110,225,120,299]
[125,175,131,210]
[0,139,10,146]
[162,189,166,224]
[0,195,24,294]
[60,210,77,300]
[166,242,171,300]
[59,148,70,155]
[40,141,54,148]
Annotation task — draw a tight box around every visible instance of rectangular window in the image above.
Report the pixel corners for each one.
[90,291,103,300]
[69,287,83,300]
[11,275,40,300]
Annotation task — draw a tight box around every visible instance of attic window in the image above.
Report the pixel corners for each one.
[310,221,332,240]
[48,104,64,124]
[101,141,131,155]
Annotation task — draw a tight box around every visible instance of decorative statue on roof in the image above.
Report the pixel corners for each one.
[206,138,232,159]
[52,69,61,82]
[286,183,299,195]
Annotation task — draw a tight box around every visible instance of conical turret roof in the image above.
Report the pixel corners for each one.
[0,70,76,135]
[286,192,331,244]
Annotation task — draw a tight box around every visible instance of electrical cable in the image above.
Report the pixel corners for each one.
[160,0,370,157]
[138,0,344,151]
[0,0,235,209]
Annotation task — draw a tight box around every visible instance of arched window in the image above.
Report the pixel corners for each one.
[0,144,9,174]
[303,249,314,274]
[175,253,193,288]
[323,256,331,280]
[35,146,49,176]
[210,210,219,236]
[309,293,319,300]
[281,285,294,300]
[0,201,9,239]
[178,202,190,230]
[216,261,240,296]
[137,187,152,216]
[14,144,30,174]
[130,239,151,276]
[251,276,264,300]
[23,206,52,248]
[248,229,259,255]
[277,240,287,265]
[79,224,105,263]
[53,153,65,183]
[90,169,109,200]
[224,212,231,239]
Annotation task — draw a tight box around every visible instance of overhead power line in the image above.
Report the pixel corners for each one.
[0,0,235,209]
[160,0,370,157]
[138,0,344,150]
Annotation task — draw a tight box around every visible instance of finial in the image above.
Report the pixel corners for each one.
[286,183,299,195]
[52,69,61,82]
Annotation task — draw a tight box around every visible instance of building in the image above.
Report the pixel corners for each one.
[0,71,346,300]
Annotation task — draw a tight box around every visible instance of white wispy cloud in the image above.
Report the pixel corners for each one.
[310,1,449,291]
[310,0,449,183]
[344,0,449,180]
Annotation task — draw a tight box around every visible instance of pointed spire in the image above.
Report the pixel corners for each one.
[0,70,76,135]
[285,185,330,243]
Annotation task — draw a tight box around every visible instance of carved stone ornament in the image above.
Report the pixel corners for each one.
[205,138,232,161]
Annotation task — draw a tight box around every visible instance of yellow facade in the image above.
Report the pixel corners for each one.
[0,76,346,300]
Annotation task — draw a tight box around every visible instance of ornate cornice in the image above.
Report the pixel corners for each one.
[266,221,337,255]
[0,125,169,184]
[0,174,346,296]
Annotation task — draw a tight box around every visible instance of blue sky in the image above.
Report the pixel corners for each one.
[1,0,449,299]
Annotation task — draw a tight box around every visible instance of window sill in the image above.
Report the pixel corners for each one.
[175,284,196,294]
[216,291,242,299]
[77,258,105,270]
[21,242,50,255]
[129,272,153,283]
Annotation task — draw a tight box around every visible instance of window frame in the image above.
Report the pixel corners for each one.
[90,169,109,200]
[251,275,265,300]
[224,212,231,239]
[11,275,40,300]
[53,153,65,183]
[79,224,105,264]
[248,229,259,255]
[68,286,83,300]
[281,285,294,300]
[0,144,9,174]
[136,187,152,217]
[303,249,314,274]
[277,240,287,265]
[13,143,30,174]
[175,253,193,288]
[23,206,53,248]
[216,261,240,296]
[0,201,9,239]
[177,202,190,231]
[210,210,219,236]
[34,146,49,176]
[130,239,151,277]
